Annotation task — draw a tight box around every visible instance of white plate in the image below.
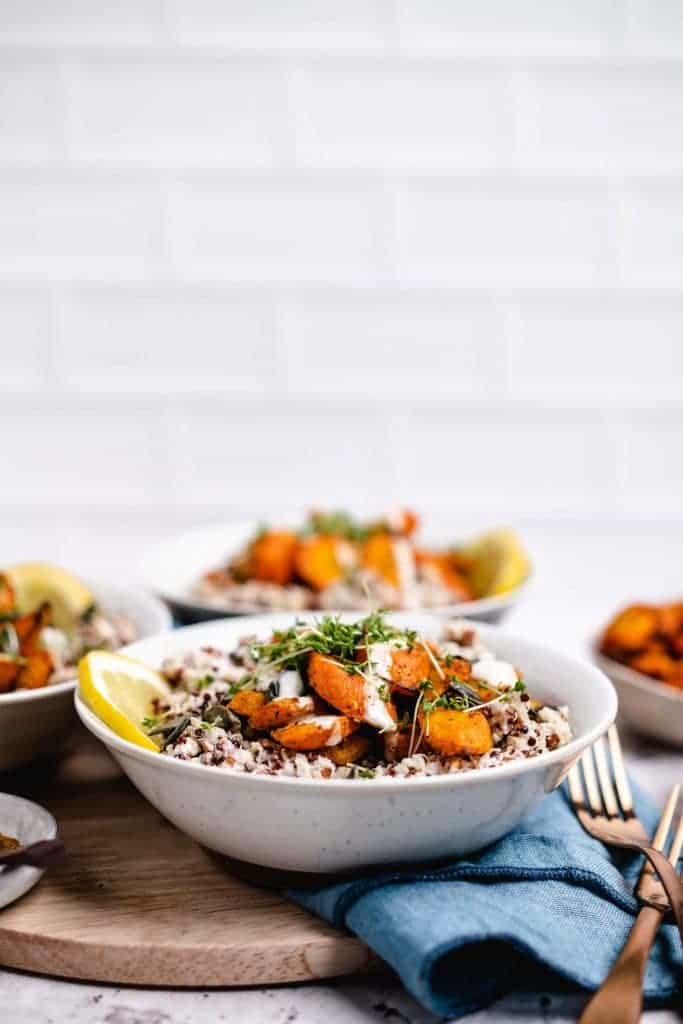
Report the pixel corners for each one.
[76,612,615,873]
[0,793,57,909]
[0,582,172,772]
[595,648,683,747]
[140,521,532,625]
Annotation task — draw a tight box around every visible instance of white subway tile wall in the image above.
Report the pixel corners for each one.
[2,0,683,577]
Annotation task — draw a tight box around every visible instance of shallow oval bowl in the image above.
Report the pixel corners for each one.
[140,521,532,625]
[0,583,172,772]
[76,612,616,873]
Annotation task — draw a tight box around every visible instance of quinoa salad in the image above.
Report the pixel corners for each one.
[194,510,528,614]
[0,571,136,693]
[146,613,571,781]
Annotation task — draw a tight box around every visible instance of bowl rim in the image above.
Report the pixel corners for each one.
[75,614,617,794]
[140,518,534,619]
[0,581,172,706]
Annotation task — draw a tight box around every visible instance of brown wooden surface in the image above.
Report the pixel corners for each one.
[0,728,373,986]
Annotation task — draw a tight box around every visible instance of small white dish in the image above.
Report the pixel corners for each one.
[0,582,172,772]
[0,793,57,909]
[140,521,532,625]
[594,648,683,748]
[76,612,616,873]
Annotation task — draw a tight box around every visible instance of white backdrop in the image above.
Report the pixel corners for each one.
[2,0,682,594]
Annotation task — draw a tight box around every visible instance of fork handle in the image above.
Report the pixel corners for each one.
[579,905,662,1024]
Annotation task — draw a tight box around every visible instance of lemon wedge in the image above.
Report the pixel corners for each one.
[6,562,94,631]
[461,528,531,597]
[79,651,171,751]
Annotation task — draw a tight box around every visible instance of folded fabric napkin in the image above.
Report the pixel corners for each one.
[288,783,682,1018]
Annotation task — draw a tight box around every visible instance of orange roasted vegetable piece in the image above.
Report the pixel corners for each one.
[0,574,15,615]
[248,531,298,586]
[658,604,683,639]
[389,646,434,692]
[0,656,21,693]
[14,603,51,655]
[321,733,371,765]
[294,535,351,592]
[630,649,676,681]
[272,715,358,751]
[307,652,368,720]
[415,550,474,600]
[249,695,315,731]
[229,690,267,718]
[361,533,402,588]
[423,708,492,757]
[601,605,658,654]
[16,650,53,690]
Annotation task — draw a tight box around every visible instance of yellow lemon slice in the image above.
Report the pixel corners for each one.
[461,528,531,597]
[6,562,94,631]
[78,650,171,751]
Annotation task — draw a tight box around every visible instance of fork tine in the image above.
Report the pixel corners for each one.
[652,784,680,851]
[667,813,683,866]
[667,811,683,865]
[580,748,603,815]
[607,725,634,818]
[568,764,585,806]
[638,784,680,885]
[593,736,619,818]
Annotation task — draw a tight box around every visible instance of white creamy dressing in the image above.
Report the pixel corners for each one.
[297,714,346,746]
[362,642,398,733]
[391,537,418,607]
[471,657,518,691]
[277,668,304,698]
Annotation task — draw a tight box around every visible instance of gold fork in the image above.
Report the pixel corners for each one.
[577,785,683,1023]
[567,725,683,936]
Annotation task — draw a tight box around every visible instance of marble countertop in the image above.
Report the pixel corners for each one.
[3,523,683,1023]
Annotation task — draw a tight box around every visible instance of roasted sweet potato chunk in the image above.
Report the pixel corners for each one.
[361,533,401,588]
[272,714,358,751]
[294,535,350,591]
[601,605,658,654]
[307,652,367,720]
[229,690,267,718]
[16,650,53,690]
[321,733,371,765]
[415,550,474,600]
[0,574,15,615]
[248,530,299,586]
[249,695,314,731]
[630,649,676,681]
[423,708,492,757]
[389,646,433,692]
[13,603,51,655]
[0,655,21,693]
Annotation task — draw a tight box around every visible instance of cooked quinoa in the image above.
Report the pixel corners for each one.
[148,615,571,780]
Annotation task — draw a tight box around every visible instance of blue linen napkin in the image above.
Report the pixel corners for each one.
[288,784,682,1018]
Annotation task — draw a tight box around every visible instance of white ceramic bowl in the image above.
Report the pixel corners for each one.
[140,521,532,625]
[594,649,683,748]
[75,612,616,873]
[0,583,172,773]
[0,793,57,908]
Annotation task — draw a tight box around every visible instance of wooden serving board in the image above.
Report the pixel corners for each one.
[0,730,374,986]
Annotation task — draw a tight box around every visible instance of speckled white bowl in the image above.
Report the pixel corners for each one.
[140,521,532,625]
[0,793,57,908]
[0,583,172,773]
[75,613,616,873]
